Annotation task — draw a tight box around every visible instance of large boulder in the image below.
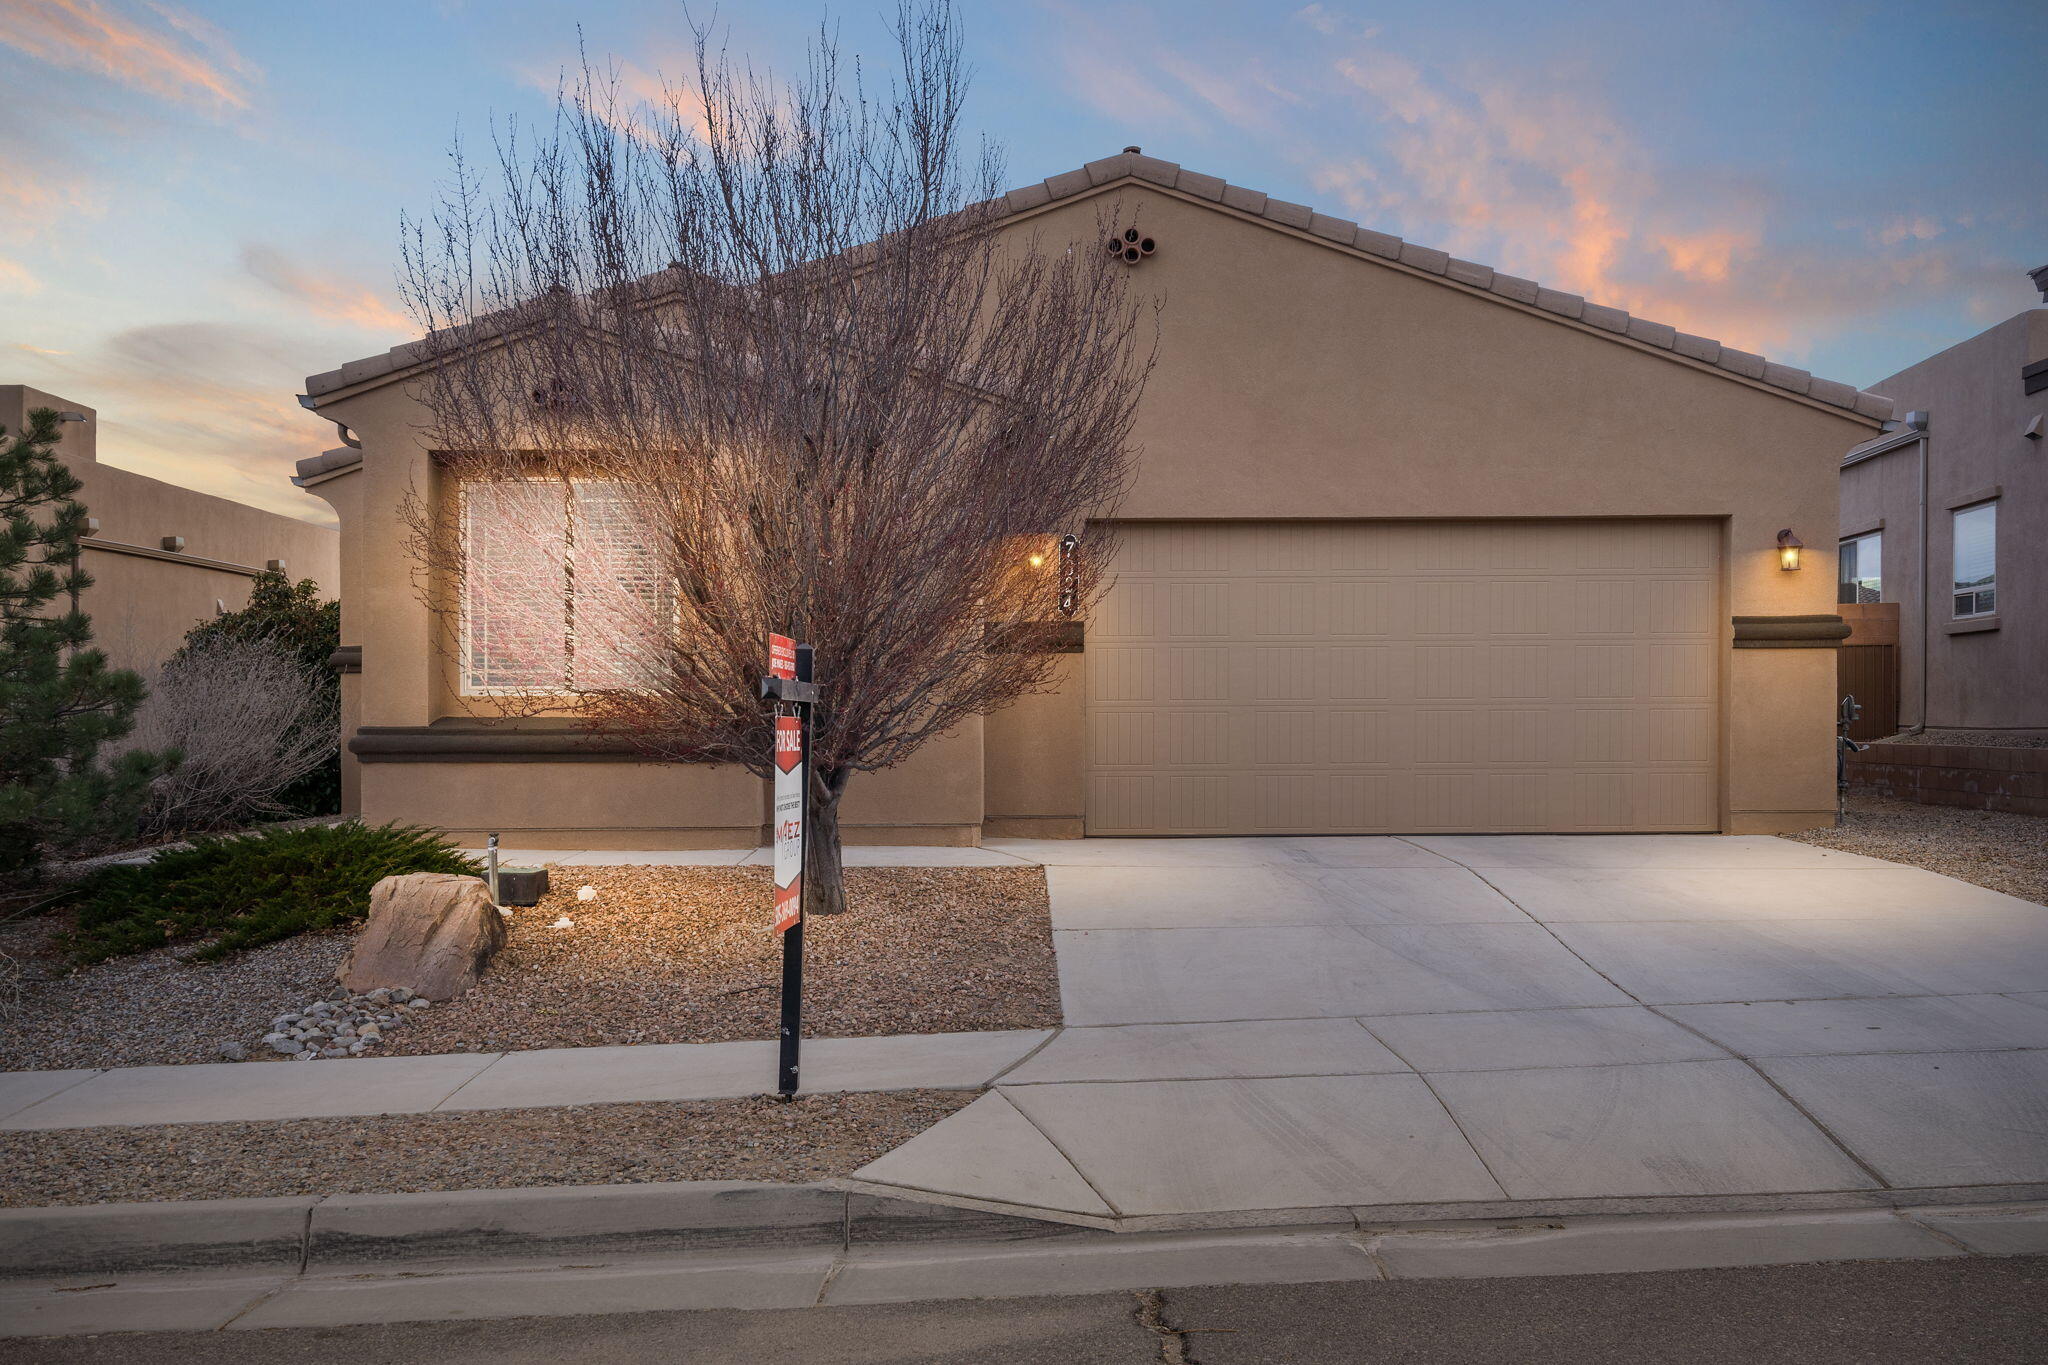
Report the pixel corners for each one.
[339,873,506,1001]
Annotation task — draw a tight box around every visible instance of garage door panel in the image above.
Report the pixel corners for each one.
[1328,646,1404,699]
[1086,521,1721,836]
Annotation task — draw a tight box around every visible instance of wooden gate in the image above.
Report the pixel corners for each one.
[1838,644,1898,742]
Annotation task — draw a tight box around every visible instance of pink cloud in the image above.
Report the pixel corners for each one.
[16,322,338,524]
[0,0,258,112]
[240,245,413,336]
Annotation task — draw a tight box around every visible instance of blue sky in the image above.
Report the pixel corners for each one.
[3,0,2041,524]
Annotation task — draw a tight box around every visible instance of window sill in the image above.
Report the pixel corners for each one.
[1946,616,2000,635]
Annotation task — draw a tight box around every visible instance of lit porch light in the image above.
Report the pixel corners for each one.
[1777,528,1803,571]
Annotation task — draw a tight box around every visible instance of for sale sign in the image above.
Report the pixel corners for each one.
[768,633,798,681]
[772,713,803,934]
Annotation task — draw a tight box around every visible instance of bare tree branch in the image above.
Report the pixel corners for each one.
[398,1,1153,910]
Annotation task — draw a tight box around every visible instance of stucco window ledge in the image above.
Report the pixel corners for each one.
[350,719,653,763]
[1944,616,2001,635]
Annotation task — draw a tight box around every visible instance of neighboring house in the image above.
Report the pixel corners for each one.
[1,385,340,681]
[1837,278,2048,740]
[295,150,1888,847]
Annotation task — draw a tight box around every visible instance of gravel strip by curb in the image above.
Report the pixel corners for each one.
[0,1090,976,1207]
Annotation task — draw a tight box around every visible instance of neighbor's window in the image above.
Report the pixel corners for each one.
[1838,530,1882,605]
[460,479,668,693]
[1951,501,1996,619]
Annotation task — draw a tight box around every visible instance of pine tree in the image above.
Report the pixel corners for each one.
[0,408,172,877]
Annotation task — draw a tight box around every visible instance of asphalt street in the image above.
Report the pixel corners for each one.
[7,1256,2043,1364]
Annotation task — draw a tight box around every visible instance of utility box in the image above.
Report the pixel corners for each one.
[495,867,550,907]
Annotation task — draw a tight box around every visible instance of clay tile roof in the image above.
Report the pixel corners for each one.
[303,151,1892,421]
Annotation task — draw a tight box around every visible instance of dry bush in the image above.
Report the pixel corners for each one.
[132,635,340,838]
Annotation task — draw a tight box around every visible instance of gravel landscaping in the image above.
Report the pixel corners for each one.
[0,865,1058,1071]
[0,1090,975,1206]
[1786,794,2048,906]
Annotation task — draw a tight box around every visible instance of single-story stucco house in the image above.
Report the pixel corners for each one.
[295,150,1890,846]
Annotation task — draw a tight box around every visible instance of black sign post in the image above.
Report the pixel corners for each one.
[761,638,817,1098]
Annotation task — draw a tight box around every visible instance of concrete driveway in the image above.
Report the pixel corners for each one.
[853,835,2048,1224]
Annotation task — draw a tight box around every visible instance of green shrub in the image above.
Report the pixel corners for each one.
[67,821,478,963]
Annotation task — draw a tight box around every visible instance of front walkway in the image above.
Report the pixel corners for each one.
[8,834,2048,1228]
[854,834,2048,1223]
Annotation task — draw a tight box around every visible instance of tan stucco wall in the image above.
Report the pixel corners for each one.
[360,759,761,849]
[1,385,339,676]
[306,173,1875,842]
[1840,309,2047,734]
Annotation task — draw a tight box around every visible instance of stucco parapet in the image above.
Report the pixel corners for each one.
[1762,361,1812,394]
[1005,182,1053,212]
[1672,331,1721,363]
[1581,302,1630,333]
[1488,272,1539,305]
[1043,168,1093,200]
[305,367,347,394]
[1261,197,1314,230]
[1084,154,1133,186]
[1445,257,1494,289]
[1354,228,1403,260]
[1175,169,1226,201]
[1626,318,1676,349]
[1307,212,1358,245]
[1535,287,1586,319]
[1128,154,1182,187]
[1716,347,1767,379]
[1220,182,1268,215]
[1853,390,1896,420]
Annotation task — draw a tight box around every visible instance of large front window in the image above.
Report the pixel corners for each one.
[1951,502,1996,619]
[460,479,667,693]
[1837,530,1881,604]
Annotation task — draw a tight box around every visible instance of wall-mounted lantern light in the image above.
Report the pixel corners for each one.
[1057,533,1079,616]
[1777,528,1803,571]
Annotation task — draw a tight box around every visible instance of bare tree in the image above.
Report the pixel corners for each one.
[132,635,340,838]
[399,1,1151,913]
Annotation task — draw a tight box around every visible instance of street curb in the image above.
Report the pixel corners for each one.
[8,1179,2048,1279]
[0,1182,1089,1278]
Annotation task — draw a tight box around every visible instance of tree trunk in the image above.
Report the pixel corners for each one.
[806,774,848,916]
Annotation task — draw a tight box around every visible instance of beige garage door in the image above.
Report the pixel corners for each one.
[1086,521,1720,835]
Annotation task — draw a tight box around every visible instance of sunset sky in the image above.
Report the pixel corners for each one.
[3,0,2041,526]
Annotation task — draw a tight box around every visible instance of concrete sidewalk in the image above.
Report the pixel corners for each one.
[852,834,2048,1223]
[0,1029,1052,1130]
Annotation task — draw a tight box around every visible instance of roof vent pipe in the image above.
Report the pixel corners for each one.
[1122,145,1141,154]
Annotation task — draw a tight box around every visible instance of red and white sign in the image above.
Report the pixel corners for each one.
[768,633,798,681]
[772,712,803,934]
